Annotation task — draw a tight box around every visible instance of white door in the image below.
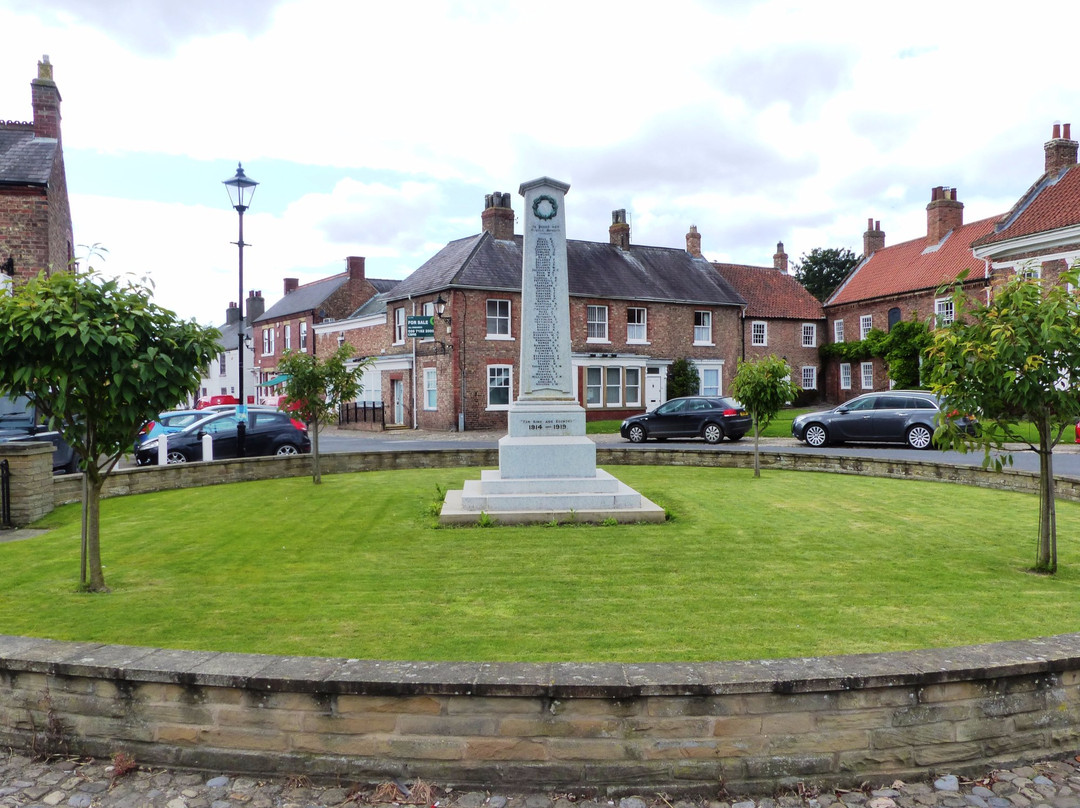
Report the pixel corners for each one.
[645,372,664,411]
[391,379,404,424]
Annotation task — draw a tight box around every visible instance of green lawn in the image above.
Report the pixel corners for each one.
[4,466,1079,662]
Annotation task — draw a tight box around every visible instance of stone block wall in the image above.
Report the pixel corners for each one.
[0,442,55,526]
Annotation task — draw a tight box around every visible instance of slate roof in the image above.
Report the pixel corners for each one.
[714,263,824,320]
[388,233,746,307]
[348,289,395,319]
[256,275,348,322]
[0,126,57,185]
[973,164,1080,248]
[828,216,998,306]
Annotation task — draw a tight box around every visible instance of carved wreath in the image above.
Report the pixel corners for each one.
[532,195,558,220]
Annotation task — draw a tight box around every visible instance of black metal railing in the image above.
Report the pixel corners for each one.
[339,401,385,428]
[1,459,11,528]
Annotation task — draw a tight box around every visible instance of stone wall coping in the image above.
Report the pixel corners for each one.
[0,441,56,457]
[4,631,1080,698]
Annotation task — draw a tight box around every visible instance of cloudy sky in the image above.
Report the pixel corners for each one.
[1,1,1075,325]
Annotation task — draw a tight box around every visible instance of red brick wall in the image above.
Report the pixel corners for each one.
[742,317,825,399]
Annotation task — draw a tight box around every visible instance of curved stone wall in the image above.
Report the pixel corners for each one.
[7,447,1077,793]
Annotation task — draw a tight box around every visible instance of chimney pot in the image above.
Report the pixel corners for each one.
[1045,121,1078,173]
[1054,122,1062,139]
[926,186,964,243]
[864,218,885,255]
[1066,123,1072,140]
[481,191,514,239]
[610,209,631,250]
[773,240,788,273]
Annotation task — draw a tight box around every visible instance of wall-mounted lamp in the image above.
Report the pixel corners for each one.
[435,340,452,355]
[1,256,14,277]
[434,293,452,325]
[337,331,345,346]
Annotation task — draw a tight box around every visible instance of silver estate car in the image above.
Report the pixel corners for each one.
[791,391,976,450]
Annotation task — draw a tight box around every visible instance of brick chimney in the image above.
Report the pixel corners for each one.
[927,186,963,244]
[1045,122,1078,173]
[347,256,365,281]
[773,241,788,272]
[481,192,514,240]
[345,255,372,311]
[284,278,299,295]
[863,218,885,255]
[226,302,240,324]
[686,225,702,258]
[31,55,61,141]
[247,289,265,322]
[610,209,630,250]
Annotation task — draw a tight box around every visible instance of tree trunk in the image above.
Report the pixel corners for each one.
[311,418,322,485]
[752,413,761,478]
[84,470,109,592]
[1035,414,1057,574]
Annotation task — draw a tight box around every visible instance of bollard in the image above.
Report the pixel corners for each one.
[202,433,213,462]
[158,434,168,466]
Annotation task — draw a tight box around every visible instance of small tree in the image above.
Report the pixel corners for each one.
[0,269,220,591]
[925,266,1080,574]
[729,356,802,478]
[666,357,700,399]
[277,344,369,484]
[793,247,861,302]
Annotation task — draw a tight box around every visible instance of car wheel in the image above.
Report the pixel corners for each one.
[702,423,724,444]
[275,444,300,456]
[165,450,188,464]
[627,424,647,443]
[906,424,934,450]
[804,423,829,447]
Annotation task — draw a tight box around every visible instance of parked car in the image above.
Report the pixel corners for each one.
[0,394,81,474]
[620,396,751,444]
[134,409,213,452]
[134,410,310,465]
[194,395,240,409]
[791,391,977,449]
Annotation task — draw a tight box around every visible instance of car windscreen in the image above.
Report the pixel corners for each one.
[0,395,33,425]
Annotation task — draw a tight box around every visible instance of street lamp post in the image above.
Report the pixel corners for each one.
[223,162,258,457]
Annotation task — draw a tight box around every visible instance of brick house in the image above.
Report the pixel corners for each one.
[0,56,74,290]
[972,123,1080,285]
[318,192,782,432]
[708,239,826,400]
[823,194,996,402]
[193,291,265,405]
[252,256,396,397]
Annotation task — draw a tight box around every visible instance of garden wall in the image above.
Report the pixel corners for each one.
[4,446,1080,793]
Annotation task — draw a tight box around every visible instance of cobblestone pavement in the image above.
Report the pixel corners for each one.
[4,753,1080,808]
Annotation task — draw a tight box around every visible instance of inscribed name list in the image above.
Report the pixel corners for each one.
[530,234,562,390]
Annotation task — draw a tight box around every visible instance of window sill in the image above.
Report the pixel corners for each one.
[586,338,611,344]
[626,339,650,345]
[694,341,715,347]
[486,405,511,412]
[486,335,514,341]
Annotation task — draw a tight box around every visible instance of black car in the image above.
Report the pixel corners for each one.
[620,396,751,444]
[134,410,310,465]
[0,394,80,474]
[791,390,977,449]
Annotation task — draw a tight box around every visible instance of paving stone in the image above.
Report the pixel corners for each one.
[489,797,509,808]
[936,777,961,793]
[206,776,230,789]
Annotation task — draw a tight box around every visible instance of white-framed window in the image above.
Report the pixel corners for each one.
[701,367,721,397]
[1019,264,1042,281]
[585,367,602,406]
[393,307,406,344]
[625,367,641,407]
[421,302,435,342]
[487,299,511,338]
[424,368,437,411]
[861,361,874,390]
[299,321,308,350]
[218,354,226,375]
[694,311,712,344]
[840,363,851,390]
[605,367,621,405]
[751,320,767,347]
[283,323,292,353]
[834,319,845,343]
[934,297,954,326]
[261,327,274,356]
[860,315,873,340]
[487,365,512,409]
[801,366,817,390]
[802,323,817,348]
[587,305,609,341]
[627,307,647,343]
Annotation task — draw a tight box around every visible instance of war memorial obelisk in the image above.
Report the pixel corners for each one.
[440,177,663,525]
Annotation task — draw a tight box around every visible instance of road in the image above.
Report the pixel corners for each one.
[317,428,1080,478]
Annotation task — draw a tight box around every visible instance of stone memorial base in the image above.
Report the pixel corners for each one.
[439,401,665,525]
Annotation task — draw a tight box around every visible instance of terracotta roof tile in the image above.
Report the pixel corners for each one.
[973,164,1080,247]
[714,263,824,320]
[828,216,998,306]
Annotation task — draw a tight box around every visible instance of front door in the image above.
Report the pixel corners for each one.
[391,379,404,425]
[645,371,664,411]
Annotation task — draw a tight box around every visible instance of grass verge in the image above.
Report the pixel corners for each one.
[4,466,1078,662]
